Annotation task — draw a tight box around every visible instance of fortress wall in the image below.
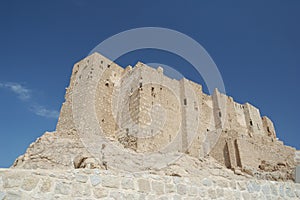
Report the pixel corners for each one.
[56,53,281,156]
[237,138,263,169]
[117,65,141,132]
[233,102,248,133]
[137,64,182,152]
[56,53,124,133]
[223,97,252,135]
[95,60,124,139]
[262,116,276,138]
[179,78,202,153]
[243,103,264,135]
[70,53,123,140]
[212,89,225,129]
[209,130,241,169]
[218,95,243,133]
[111,62,184,152]
[208,129,296,172]
[214,93,252,135]
[222,96,235,130]
[209,125,295,171]
[199,93,218,155]
[227,137,242,169]
[182,80,202,154]
[108,63,142,150]
[187,81,205,158]
[0,169,299,199]
[237,136,296,170]
[179,79,188,152]
[208,132,231,168]
[201,93,215,132]
[56,59,83,132]
[55,53,283,152]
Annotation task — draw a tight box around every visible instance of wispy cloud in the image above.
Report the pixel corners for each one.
[0,81,59,119]
[30,105,60,119]
[0,82,31,100]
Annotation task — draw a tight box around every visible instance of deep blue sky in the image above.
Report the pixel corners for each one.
[0,0,299,168]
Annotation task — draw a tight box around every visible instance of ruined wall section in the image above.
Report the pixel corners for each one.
[200,94,217,155]
[95,59,124,139]
[209,92,275,140]
[212,89,227,130]
[202,89,227,156]
[262,116,276,139]
[56,57,85,133]
[13,53,120,170]
[70,52,125,167]
[115,64,144,151]
[179,79,201,154]
[115,65,140,129]
[243,103,264,136]
[56,53,124,135]
[209,130,242,170]
[237,136,296,169]
[207,92,295,175]
[211,91,260,137]
[186,81,205,158]
[209,129,296,179]
[136,63,182,153]
[233,102,248,133]
[201,94,215,132]
[222,96,248,134]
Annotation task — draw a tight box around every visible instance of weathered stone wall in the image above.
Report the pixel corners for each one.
[0,169,299,199]
[209,129,295,180]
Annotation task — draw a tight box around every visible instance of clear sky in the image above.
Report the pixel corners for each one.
[0,0,299,168]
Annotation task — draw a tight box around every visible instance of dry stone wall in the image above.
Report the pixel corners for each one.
[0,169,299,200]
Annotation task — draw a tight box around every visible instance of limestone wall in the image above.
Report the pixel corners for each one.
[0,169,299,199]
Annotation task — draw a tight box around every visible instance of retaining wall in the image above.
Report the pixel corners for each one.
[0,169,299,199]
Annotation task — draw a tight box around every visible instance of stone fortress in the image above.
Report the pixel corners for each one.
[0,53,299,199]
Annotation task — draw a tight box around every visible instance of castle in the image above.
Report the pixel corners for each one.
[12,52,296,179]
[1,52,299,199]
